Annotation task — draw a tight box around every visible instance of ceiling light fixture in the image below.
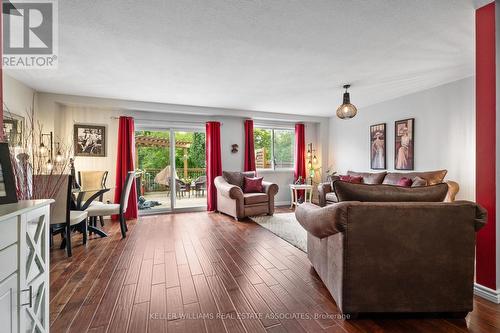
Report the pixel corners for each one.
[336,84,357,120]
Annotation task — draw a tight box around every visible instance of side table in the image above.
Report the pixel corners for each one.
[289,184,313,209]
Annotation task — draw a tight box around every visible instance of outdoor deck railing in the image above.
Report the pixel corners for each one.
[141,168,206,192]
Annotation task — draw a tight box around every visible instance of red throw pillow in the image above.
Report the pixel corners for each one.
[339,175,363,184]
[397,177,413,187]
[243,177,264,193]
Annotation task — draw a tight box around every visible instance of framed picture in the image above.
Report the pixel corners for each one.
[370,123,386,169]
[395,118,414,170]
[0,143,18,204]
[74,124,106,157]
[3,111,24,147]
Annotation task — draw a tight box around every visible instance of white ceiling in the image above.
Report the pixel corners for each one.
[6,0,475,117]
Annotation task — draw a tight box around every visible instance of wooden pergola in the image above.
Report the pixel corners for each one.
[135,135,192,178]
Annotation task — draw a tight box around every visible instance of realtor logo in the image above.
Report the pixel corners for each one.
[2,0,58,68]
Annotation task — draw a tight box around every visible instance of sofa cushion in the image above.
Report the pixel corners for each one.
[333,181,448,202]
[411,176,428,187]
[223,171,256,187]
[339,175,363,184]
[383,170,447,186]
[244,193,269,205]
[397,177,413,187]
[325,192,338,203]
[347,171,387,184]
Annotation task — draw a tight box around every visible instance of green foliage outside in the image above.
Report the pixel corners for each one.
[273,129,294,168]
[253,128,294,168]
[136,130,206,171]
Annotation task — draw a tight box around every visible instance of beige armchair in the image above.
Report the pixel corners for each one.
[214,171,279,220]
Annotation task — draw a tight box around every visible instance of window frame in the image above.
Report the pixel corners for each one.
[254,126,295,171]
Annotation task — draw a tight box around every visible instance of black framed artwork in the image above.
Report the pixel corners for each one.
[370,123,386,170]
[74,124,106,157]
[0,143,18,204]
[394,118,415,170]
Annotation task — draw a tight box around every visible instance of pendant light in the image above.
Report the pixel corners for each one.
[336,84,357,119]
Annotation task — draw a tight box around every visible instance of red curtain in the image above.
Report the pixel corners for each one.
[206,121,222,211]
[114,116,138,219]
[294,123,306,199]
[244,119,256,172]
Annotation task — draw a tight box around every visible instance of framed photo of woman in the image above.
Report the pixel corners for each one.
[394,118,414,170]
[370,123,386,170]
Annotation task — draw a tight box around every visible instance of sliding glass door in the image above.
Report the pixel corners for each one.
[135,127,206,214]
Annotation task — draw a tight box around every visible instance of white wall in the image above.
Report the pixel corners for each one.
[33,91,329,204]
[3,74,36,117]
[329,77,475,200]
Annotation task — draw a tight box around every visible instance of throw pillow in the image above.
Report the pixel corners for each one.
[333,181,448,202]
[339,175,363,184]
[397,177,413,187]
[347,171,386,184]
[243,177,264,193]
[411,176,428,187]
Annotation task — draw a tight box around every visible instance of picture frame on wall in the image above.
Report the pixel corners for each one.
[370,123,386,170]
[74,124,106,157]
[3,111,24,147]
[394,118,415,170]
[0,143,18,204]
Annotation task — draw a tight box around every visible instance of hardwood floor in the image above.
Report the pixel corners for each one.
[50,208,500,333]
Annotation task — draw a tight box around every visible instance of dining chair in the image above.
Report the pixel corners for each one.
[36,174,88,257]
[85,171,135,238]
[78,170,108,226]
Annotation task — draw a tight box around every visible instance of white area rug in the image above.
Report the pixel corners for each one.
[250,213,307,252]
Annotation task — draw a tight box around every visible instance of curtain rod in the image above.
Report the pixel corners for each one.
[110,116,223,125]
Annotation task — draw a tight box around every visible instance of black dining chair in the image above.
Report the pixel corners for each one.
[35,174,89,257]
[85,171,135,238]
[78,170,108,227]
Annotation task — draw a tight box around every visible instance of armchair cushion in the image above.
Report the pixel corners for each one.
[244,193,269,205]
[223,171,256,187]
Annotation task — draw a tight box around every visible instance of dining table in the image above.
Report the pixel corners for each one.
[72,187,112,238]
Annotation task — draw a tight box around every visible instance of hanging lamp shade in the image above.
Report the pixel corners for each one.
[336,84,357,119]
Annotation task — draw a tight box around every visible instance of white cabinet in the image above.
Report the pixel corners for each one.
[0,200,52,333]
[0,273,18,333]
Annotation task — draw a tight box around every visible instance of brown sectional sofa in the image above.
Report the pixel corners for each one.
[318,170,460,206]
[214,171,279,220]
[295,195,487,316]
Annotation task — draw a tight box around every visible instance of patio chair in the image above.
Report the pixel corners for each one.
[194,175,206,197]
[176,179,191,199]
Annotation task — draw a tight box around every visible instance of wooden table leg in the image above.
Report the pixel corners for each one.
[290,187,294,209]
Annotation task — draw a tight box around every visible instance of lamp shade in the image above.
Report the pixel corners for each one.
[336,86,358,119]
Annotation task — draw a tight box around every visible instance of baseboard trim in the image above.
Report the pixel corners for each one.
[474,283,500,304]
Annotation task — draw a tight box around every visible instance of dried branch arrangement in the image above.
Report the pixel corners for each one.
[3,94,73,200]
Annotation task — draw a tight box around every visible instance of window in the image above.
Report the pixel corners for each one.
[254,127,294,170]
